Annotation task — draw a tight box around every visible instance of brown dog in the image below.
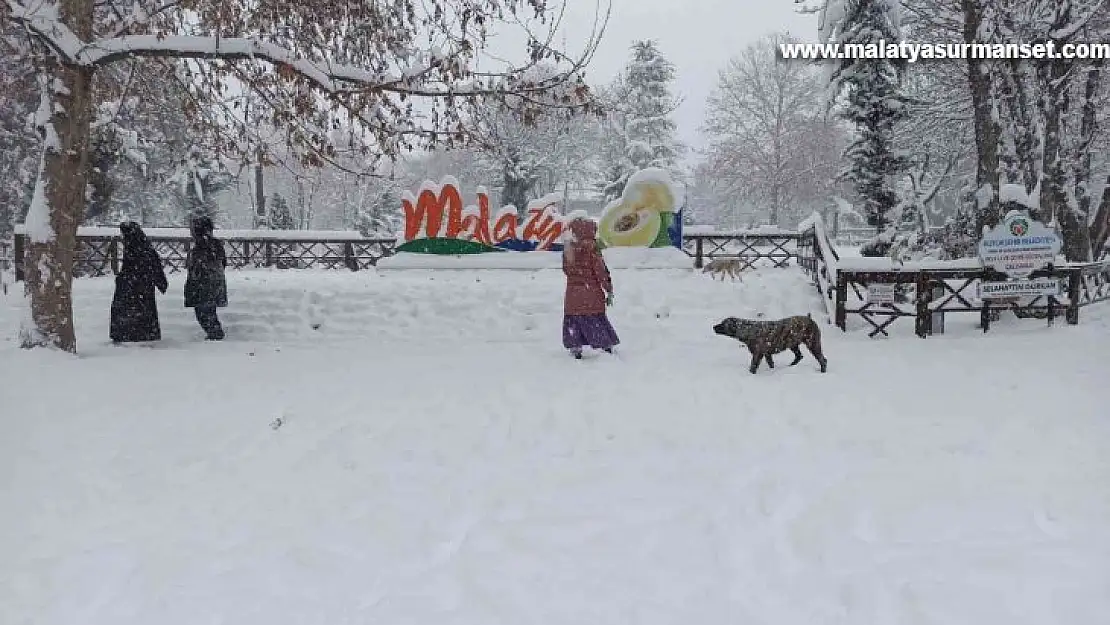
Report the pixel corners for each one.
[702,258,745,281]
[713,314,828,374]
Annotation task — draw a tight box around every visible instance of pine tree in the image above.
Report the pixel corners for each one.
[824,0,908,243]
[356,189,402,236]
[269,193,295,230]
[601,40,682,201]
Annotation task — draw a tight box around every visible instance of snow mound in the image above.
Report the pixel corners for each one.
[0,267,822,348]
[378,247,693,271]
[600,246,693,269]
[377,252,562,270]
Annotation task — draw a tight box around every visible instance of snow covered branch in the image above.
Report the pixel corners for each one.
[8,0,600,104]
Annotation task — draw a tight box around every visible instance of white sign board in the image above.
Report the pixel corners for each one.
[978,278,1061,299]
[978,210,1061,278]
[867,283,897,304]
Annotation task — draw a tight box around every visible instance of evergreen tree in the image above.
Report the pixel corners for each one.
[356,189,403,237]
[601,40,683,201]
[824,0,908,241]
[269,193,295,230]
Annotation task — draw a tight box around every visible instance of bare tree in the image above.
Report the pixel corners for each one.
[4,0,607,352]
[701,32,845,227]
[469,83,603,212]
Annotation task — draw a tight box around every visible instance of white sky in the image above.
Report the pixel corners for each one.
[483,0,817,165]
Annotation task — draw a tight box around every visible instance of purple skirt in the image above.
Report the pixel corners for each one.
[562,314,620,350]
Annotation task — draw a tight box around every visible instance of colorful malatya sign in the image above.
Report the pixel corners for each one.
[397,177,565,254]
[396,169,683,254]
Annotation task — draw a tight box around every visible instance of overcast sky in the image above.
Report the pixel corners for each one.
[485,0,817,165]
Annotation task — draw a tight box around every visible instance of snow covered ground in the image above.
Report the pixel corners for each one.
[2,267,1109,624]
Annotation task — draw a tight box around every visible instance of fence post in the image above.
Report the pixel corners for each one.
[914,271,930,338]
[835,273,848,330]
[694,237,704,269]
[1066,268,1081,325]
[265,240,274,267]
[13,233,24,282]
[980,298,991,333]
[343,242,357,271]
[930,284,946,335]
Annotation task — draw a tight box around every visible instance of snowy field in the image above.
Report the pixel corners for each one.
[2,266,1109,624]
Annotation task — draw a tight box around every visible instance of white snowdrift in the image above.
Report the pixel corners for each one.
[377,246,693,270]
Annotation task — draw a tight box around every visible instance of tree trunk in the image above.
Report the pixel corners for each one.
[999,59,1039,192]
[1090,175,1110,257]
[1065,63,1103,263]
[1037,54,1070,226]
[502,163,531,216]
[21,0,95,352]
[254,157,267,228]
[961,0,1001,236]
[1075,63,1101,220]
[769,182,781,228]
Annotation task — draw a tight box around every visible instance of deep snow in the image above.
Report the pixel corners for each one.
[1,267,1108,624]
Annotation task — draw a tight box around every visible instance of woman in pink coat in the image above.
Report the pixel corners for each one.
[561,217,619,359]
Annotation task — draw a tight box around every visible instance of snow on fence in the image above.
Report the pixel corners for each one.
[680,229,800,270]
[10,228,804,279]
[832,259,1110,337]
[796,213,840,325]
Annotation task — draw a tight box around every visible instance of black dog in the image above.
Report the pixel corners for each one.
[713,314,828,374]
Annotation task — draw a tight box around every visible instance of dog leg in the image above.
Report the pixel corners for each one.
[805,338,827,372]
[789,346,804,366]
[765,353,775,369]
[749,351,761,374]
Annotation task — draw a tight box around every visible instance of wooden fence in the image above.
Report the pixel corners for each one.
[11,228,802,280]
[12,229,397,280]
[834,262,1110,337]
[792,212,1110,336]
[796,214,840,323]
[681,228,799,270]
[0,238,11,273]
[0,238,12,295]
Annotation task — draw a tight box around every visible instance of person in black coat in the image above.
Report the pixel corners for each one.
[184,215,228,340]
[110,222,169,343]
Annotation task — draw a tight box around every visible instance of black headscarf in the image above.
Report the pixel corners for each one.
[120,221,154,262]
[189,215,220,264]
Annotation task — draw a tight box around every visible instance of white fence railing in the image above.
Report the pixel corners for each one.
[797,212,840,325]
